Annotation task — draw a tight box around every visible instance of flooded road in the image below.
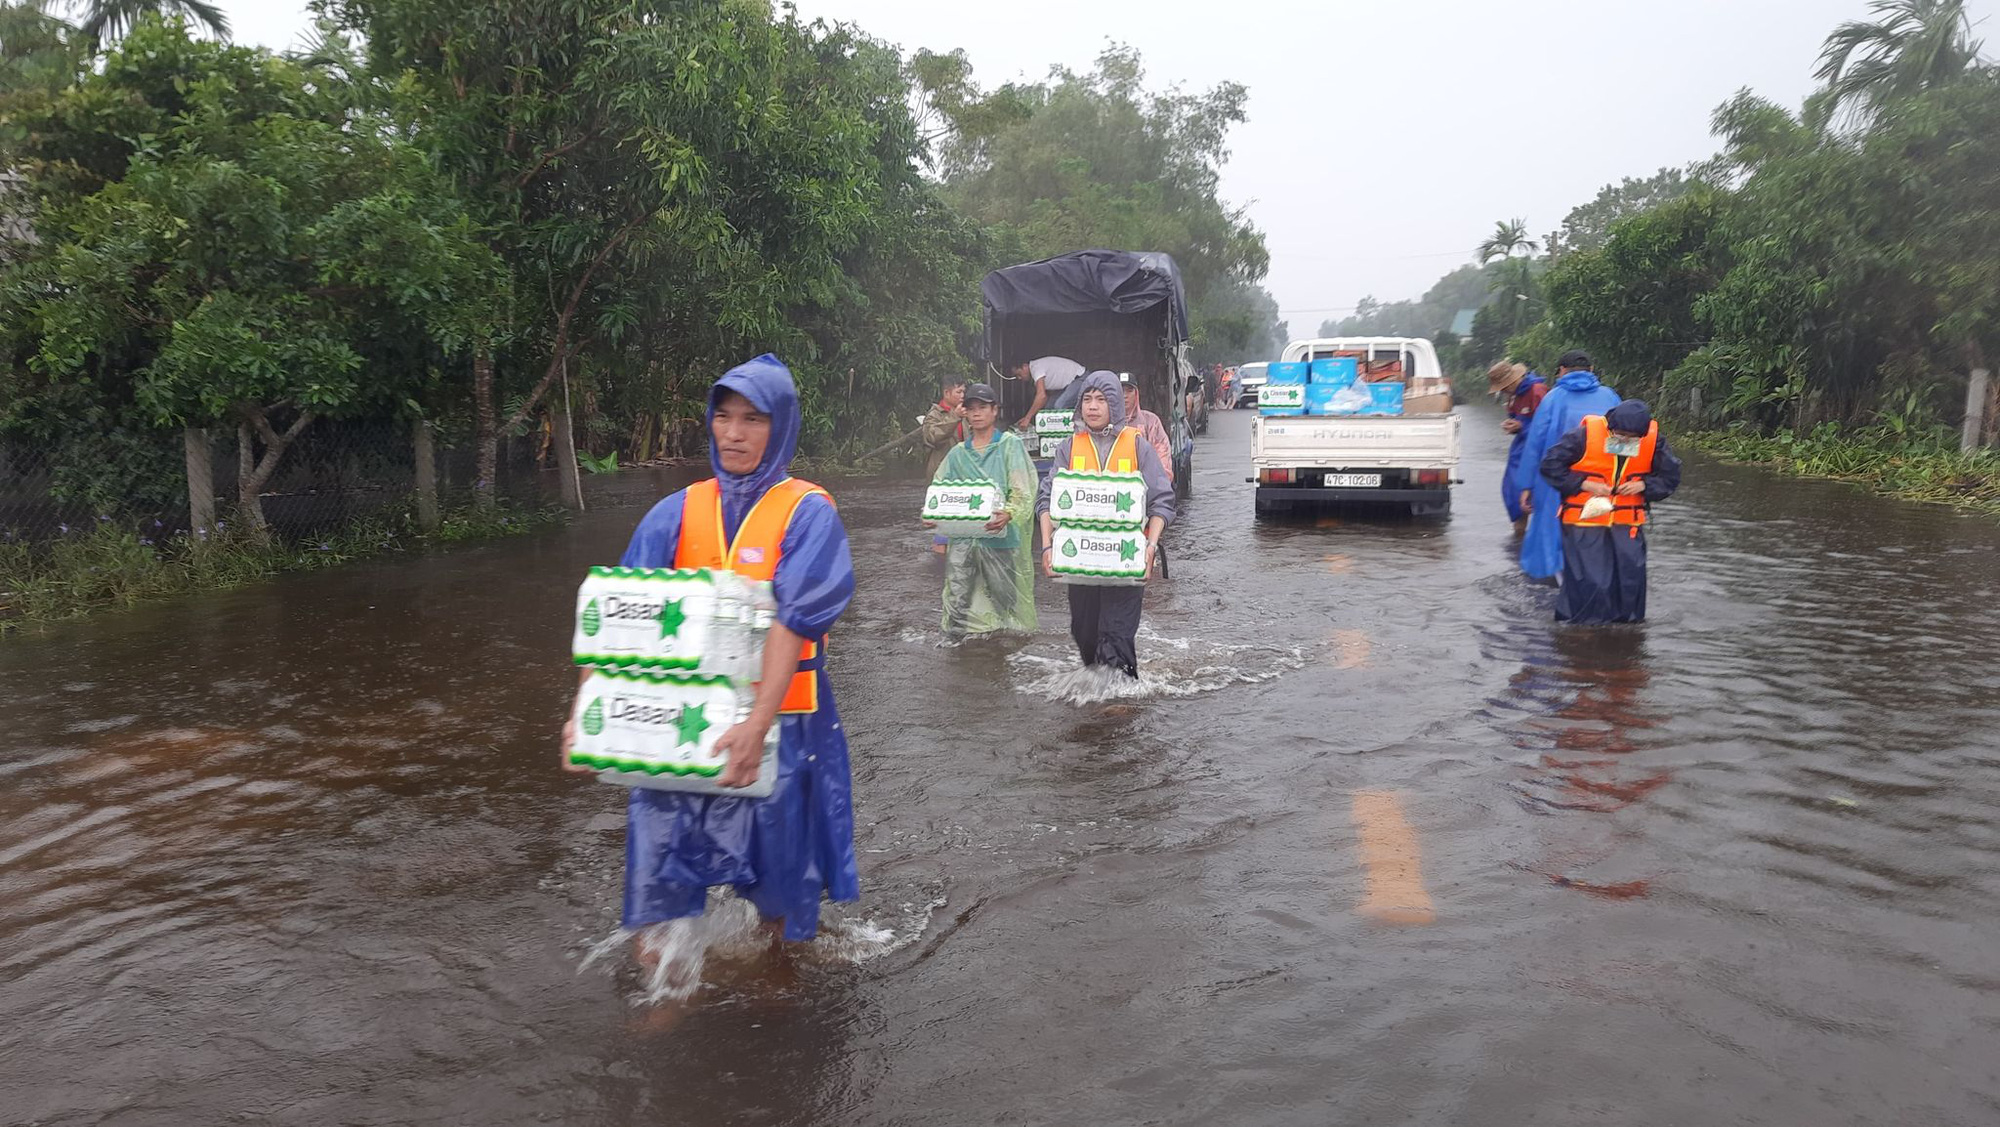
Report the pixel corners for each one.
[5,405,2000,1126]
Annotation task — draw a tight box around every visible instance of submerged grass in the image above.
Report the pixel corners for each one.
[0,501,565,635]
[1682,425,2000,517]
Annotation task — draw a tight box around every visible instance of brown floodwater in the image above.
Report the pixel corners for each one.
[3,406,1998,1126]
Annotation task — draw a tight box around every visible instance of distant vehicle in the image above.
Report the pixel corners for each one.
[1234,361,1270,408]
[982,250,1197,495]
[1250,337,1460,518]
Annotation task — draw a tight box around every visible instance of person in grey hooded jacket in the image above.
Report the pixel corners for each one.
[1035,369,1176,677]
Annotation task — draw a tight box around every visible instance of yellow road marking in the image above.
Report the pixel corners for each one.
[1351,790,1436,925]
[1332,628,1372,669]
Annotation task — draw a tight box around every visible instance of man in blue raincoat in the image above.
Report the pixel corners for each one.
[563,354,860,946]
[1490,361,1546,531]
[1510,350,1620,580]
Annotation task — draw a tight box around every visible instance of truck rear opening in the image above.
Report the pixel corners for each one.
[1250,337,1460,518]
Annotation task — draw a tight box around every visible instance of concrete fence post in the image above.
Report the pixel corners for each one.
[183,425,214,533]
[1965,368,1991,453]
[412,418,440,532]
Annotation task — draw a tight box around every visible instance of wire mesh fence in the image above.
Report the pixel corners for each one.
[0,416,548,546]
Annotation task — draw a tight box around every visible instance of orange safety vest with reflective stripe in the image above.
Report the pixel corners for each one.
[1561,415,1658,529]
[674,477,831,714]
[1069,427,1143,474]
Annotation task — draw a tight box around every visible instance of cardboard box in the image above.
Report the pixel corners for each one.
[1309,357,1358,387]
[567,669,776,797]
[1049,524,1147,585]
[1265,361,1309,384]
[1258,383,1307,415]
[1403,391,1452,415]
[1049,469,1147,530]
[1034,409,1075,436]
[1359,382,1405,415]
[923,480,1004,538]
[573,566,767,677]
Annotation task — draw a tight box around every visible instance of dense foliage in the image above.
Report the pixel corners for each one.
[913,44,1284,368]
[1359,2,1997,455]
[0,3,1275,538]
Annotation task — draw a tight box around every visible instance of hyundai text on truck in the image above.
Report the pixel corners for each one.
[1250,337,1460,517]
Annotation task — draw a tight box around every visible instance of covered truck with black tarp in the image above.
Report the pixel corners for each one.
[981,250,1196,493]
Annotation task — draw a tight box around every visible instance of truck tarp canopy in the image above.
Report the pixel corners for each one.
[981,250,1189,354]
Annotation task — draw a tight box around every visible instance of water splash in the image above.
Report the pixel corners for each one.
[577,889,945,1004]
[1008,625,1302,704]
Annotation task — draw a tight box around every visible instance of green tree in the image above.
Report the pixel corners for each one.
[68,0,228,43]
[1320,262,1502,340]
[919,43,1270,351]
[0,18,499,530]
[333,0,968,490]
[0,2,85,97]
[1554,167,1699,254]
[1814,0,1985,128]
[1478,218,1541,336]
[1543,188,1731,397]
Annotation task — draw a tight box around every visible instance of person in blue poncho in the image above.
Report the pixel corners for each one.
[1489,361,1546,531]
[1509,350,1621,580]
[563,354,860,948]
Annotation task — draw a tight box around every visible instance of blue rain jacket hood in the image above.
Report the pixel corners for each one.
[1074,369,1128,433]
[708,353,802,537]
[1554,369,1605,395]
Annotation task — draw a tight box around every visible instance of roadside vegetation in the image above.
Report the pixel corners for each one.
[0,0,1281,628]
[1342,1,2000,514]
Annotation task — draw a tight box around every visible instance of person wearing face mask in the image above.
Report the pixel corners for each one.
[1036,370,1176,678]
[1538,399,1683,624]
[562,354,860,952]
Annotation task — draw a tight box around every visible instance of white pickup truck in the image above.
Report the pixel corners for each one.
[1250,336,1460,517]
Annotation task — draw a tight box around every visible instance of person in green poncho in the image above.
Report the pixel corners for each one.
[925,382,1039,640]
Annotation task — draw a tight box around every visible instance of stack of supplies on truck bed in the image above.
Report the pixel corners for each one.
[1033,409,1075,459]
[1258,362,1309,415]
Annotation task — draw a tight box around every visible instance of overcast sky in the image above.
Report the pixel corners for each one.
[219,0,1997,345]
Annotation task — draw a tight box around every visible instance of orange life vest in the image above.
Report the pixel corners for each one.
[1561,415,1657,529]
[674,477,831,713]
[1068,426,1142,474]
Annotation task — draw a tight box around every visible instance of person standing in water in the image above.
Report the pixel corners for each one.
[1539,400,1682,623]
[563,354,859,947]
[927,383,1039,639]
[1490,361,1546,533]
[1120,372,1174,484]
[1036,370,1175,678]
[920,376,968,557]
[1511,350,1621,582]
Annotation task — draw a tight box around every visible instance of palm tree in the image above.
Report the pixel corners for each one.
[69,0,228,45]
[1477,218,1537,265]
[1478,218,1540,332]
[1,1,86,96]
[1814,0,1986,127]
